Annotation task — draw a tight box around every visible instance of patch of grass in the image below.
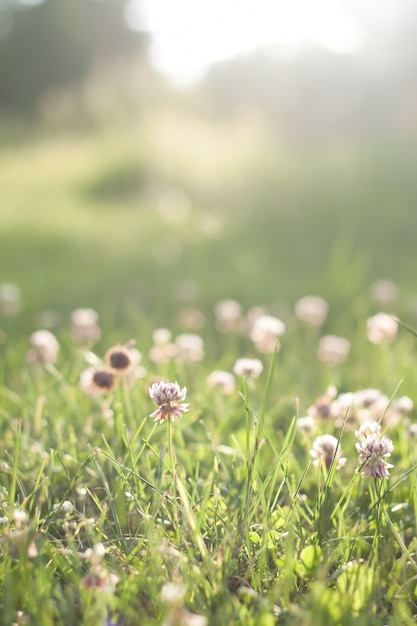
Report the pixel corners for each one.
[1,115,417,624]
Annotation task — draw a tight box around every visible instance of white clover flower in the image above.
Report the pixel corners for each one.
[356,434,394,479]
[177,306,205,331]
[408,423,417,437]
[149,329,177,363]
[149,343,177,363]
[246,306,267,327]
[310,434,346,470]
[307,385,338,420]
[174,333,204,363]
[12,509,28,528]
[149,381,189,423]
[355,388,385,408]
[0,282,21,316]
[366,312,398,344]
[27,329,59,365]
[70,308,101,343]
[317,335,350,365]
[206,370,235,394]
[161,582,186,607]
[355,421,381,441]
[294,295,328,327]
[370,280,399,307]
[214,299,243,332]
[296,416,316,435]
[249,314,285,353]
[233,358,263,378]
[71,308,98,326]
[392,396,414,415]
[153,328,173,345]
[53,500,74,515]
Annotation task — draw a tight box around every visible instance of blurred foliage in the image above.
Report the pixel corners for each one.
[0,0,147,110]
[201,9,417,142]
[1,1,417,335]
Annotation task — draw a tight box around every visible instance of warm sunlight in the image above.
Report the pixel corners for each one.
[125,0,365,84]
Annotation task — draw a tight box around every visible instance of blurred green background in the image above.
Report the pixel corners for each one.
[1,0,417,334]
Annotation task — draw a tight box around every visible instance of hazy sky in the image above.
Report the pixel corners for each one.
[125,0,366,84]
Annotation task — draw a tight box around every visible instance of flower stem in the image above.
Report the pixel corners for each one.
[167,415,181,546]
[167,414,177,478]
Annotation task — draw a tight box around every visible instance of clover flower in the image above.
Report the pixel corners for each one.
[105,344,140,372]
[71,308,101,343]
[370,280,399,307]
[149,328,177,363]
[177,306,205,331]
[233,358,263,378]
[149,381,189,423]
[249,314,285,353]
[27,329,59,365]
[366,312,398,344]
[214,299,243,332]
[310,434,346,470]
[355,421,381,441]
[174,333,204,363]
[294,295,328,327]
[80,367,116,397]
[0,282,21,316]
[317,335,350,365]
[206,370,235,394]
[356,434,394,479]
[307,385,338,420]
[296,416,316,435]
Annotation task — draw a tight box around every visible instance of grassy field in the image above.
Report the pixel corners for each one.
[1,106,417,625]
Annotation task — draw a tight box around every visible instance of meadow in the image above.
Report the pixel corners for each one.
[1,98,417,625]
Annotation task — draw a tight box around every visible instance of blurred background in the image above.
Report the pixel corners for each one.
[1,0,417,333]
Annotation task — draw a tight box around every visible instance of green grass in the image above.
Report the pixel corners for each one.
[1,111,417,625]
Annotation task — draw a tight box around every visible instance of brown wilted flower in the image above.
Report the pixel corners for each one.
[149,380,189,423]
[105,344,139,372]
[79,367,116,397]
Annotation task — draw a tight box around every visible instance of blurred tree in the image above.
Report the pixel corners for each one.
[0,0,147,110]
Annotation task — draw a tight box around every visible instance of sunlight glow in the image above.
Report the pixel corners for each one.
[125,0,366,84]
